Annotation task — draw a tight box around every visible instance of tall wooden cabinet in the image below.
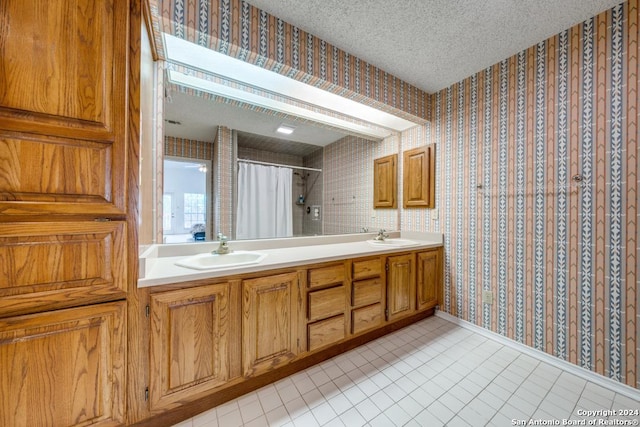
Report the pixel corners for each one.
[0,301,127,426]
[0,0,137,425]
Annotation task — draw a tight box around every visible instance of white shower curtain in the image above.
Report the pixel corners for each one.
[236,163,293,239]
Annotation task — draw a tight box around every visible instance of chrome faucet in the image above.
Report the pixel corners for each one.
[213,233,231,254]
[374,229,389,241]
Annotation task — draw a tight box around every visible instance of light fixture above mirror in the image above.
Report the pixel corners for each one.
[276,124,296,135]
[163,34,418,140]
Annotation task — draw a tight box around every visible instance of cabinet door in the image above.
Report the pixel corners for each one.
[416,250,441,311]
[373,154,397,208]
[0,0,129,216]
[149,284,231,412]
[242,272,300,377]
[0,302,126,426]
[386,253,415,321]
[403,145,436,208]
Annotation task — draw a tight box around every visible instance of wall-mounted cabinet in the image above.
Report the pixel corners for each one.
[373,154,397,208]
[403,145,436,208]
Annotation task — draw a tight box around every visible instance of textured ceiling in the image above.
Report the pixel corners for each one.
[246,0,624,93]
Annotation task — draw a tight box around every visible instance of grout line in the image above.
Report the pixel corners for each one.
[435,311,640,402]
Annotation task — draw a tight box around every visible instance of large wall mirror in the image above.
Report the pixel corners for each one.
[140,34,420,244]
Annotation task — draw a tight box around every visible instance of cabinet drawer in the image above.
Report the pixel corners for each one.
[308,286,345,322]
[0,221,127,317]
[308,315,345,351]
[352,278,382,307]
[308,264,344,289]
[352,258,381,280]
[351,303,383,335]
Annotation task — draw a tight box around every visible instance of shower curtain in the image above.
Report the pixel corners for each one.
[236,163,293,239]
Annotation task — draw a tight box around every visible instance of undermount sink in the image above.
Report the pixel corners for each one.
[367,238,420,247]
[175,250,267,270]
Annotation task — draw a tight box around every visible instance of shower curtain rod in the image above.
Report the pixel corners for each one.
[237,158,322,173]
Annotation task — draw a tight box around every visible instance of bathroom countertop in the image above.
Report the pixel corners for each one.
[138,231,443,287]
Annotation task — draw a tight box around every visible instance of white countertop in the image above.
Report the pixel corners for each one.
[138,231,443,288]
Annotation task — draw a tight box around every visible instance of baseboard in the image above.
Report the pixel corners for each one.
[435,311,640,402]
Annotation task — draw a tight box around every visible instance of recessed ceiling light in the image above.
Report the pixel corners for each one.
[276,124,295,135]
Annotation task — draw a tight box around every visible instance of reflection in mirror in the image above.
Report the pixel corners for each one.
[144,34,418,243]
[162,158,212,243]
[160,87,399,243]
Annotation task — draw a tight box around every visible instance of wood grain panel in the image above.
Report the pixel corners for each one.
[308,315,345,351]
[307,264,344,289]
[352,258,381,280]
[0,133,124,215]
[403,145,436,208]
[352,303,383,335]
[0,221,126,317]
[386,253,415,321]
[352,278,382,308]
[0,301,125,426]
[242,272,299,377]
[307,285,345,322]
[0,0,128,139]
[150,284,230,411]
[416,249,441,311]
[373,154,397,208]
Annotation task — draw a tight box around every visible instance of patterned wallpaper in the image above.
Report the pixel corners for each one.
[164,136,214,160]
[432,0,639,388]
[151,0,429,122]
[149,0,640,390]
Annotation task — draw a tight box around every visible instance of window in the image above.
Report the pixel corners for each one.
[183,193,206,229]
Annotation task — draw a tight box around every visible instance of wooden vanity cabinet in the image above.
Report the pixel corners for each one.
[306,264,348,351]
[140,248,441,425]
[350,257,384,335]
[385,253,416,321]
[416,249,442,311]
[242,272,302,377]
[149,283,234,412]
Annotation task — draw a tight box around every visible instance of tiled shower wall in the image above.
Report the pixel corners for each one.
[302,148,323,236]
[429,0,639,388]
[323,134,400,234]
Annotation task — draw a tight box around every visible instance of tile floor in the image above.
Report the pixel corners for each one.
[172,316,640,427]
